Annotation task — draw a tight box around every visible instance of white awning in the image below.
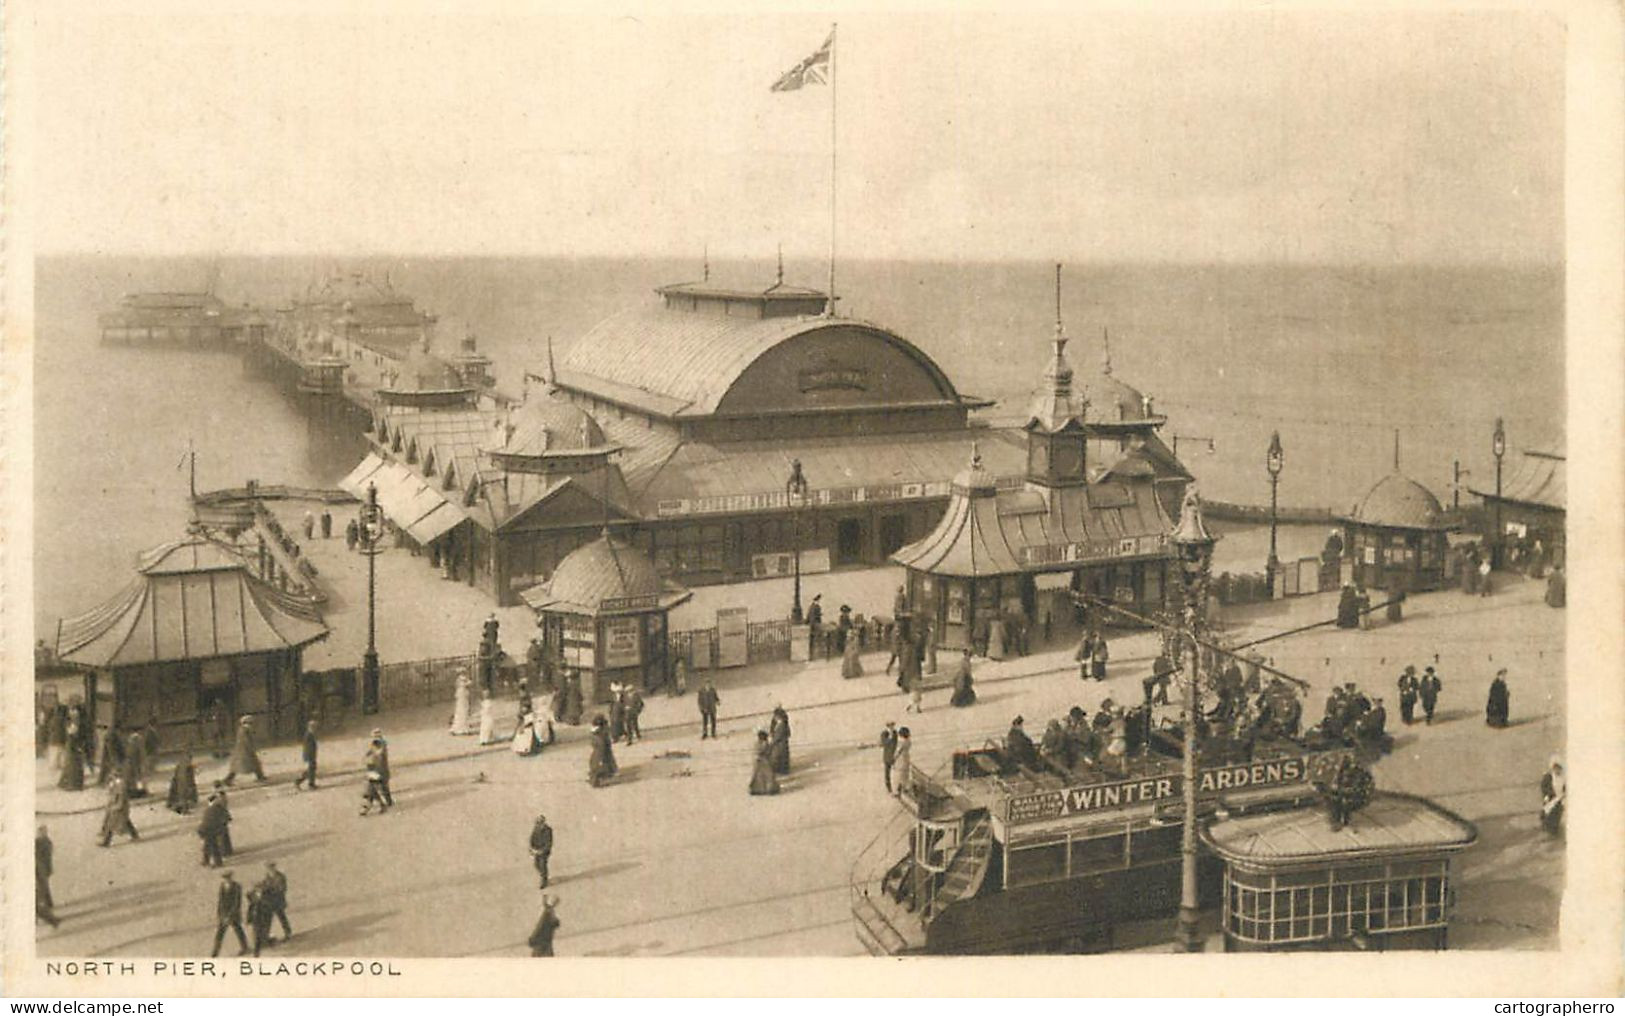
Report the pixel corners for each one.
[1034,572,1074,591]
[338,453,386,499]
[345,453,468,544]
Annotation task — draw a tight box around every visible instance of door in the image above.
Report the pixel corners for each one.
[837,518,864,566]
[879,514,908,558]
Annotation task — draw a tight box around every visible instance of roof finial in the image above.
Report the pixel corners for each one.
[1102,325,1113,376]
[776,243,785,286]
[1394,428,1401,472]
[1054,262,1064,346]
[546,335,557,387]
[703,243,710,282]
[970,440,982,472]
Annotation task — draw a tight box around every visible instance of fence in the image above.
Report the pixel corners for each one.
[672,617,794,670]
[1214,556,1340,606]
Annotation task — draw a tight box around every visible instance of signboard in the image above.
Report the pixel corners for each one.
[750,548,832,579]
[789,624,811,663]
[716,607,749,668]
[601,617,642,669]
[601,593,660,613]
[657,480,953,518]
[1005,754,1338,825]
[1019,534,1167,568]
[798,366,867,393]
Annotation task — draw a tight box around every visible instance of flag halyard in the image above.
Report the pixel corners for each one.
[770,31,833,92]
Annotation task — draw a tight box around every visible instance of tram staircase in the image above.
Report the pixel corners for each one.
[849,761,994,955]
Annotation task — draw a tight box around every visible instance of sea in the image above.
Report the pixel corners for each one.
[31,255,1563,635]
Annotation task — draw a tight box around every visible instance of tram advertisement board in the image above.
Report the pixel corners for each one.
[1005,754,1336,825]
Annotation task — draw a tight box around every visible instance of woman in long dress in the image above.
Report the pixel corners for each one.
[45,705,67,771]
[949,651,976,707]
[478,693,497,745]
[889,728,911,797]
[1485,669,1511,728]
[748,731,780,796]
[512,712,544,756]
[841,635,865,679]
[57,721,85,791]
[563,673,584,726]
[166,747,199,814]
[588,716,617,787]
[768,707,791,775]
[1540,756,1565,835]
[986,617,1007,661]
[450,672,472,735]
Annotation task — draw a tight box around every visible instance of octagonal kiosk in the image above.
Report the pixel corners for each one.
[521,529,692,703]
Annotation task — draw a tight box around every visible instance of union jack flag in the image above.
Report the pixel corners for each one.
[770,31,833,92]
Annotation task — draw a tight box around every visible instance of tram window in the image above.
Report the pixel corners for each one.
[1070,833,1128,874]
[1007,840,1068,887]
[1128,825,1181,864]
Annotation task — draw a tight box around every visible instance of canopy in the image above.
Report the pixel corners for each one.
[340,452,468,544]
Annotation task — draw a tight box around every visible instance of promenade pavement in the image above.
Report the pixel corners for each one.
[34,571,1563,956]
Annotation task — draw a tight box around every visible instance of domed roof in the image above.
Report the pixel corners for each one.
[1081,370,1156,425]
[486,393,608,457]
[523,531,691,615]
[952,444,998,494]
[1345,473,1450,530]
[389,341,465,392]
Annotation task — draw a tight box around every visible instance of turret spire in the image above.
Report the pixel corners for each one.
[776,243,785,287]
[546,335,557,388]
[1027,262,1081,433]
[1102,325,1113,376]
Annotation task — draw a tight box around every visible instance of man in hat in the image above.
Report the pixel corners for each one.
[198,788,231,867]
[320,507,333,539]
[1419,666,1443,725]
[529,896,561,957]
[697,679,720,739]
[529,812,554,889]
[97,774,138,847]
[806,594,824,659]
[261,861,292,942]
[294,720,320,791]
[211,870,250,957]
[624,685,644,745]
[1143,651,1174,706]
[879,721,898,793]
[223,716,266,786]
[588,715,616,787]
[1486,668,1511,728]
[1397,666,1420,724]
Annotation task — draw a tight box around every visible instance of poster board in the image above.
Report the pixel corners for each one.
[789,624,811,663]
[688,629,714,670]
[602,616,642,669]
[1298,557,1320,595]
[717,607,749,668]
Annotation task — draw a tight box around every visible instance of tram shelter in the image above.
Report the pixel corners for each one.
[1201,791,1477,951]
[521,530,692,704]
[1339,473,1456,592]
[52,536,330,746]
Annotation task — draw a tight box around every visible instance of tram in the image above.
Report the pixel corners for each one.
[850,724,1353,955]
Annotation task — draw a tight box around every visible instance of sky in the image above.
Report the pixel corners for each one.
[30,4,1565,263]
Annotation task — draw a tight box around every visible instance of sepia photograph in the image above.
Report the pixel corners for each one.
[4,0,1622,998]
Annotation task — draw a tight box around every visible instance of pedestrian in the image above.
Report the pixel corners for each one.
[1545,565,1566,608]
[768,705,792,775]
[528,896,561,957]
[1355,584,1373,630]
[167,746,200,813]
[260,862,292,942]
[1143,651,1173,706]
[1540,756,1565,835]
[478,691,498,744]
[36,826,59,928]
[198,790,230,866]
[246,883,274,957]
[1075,631,1096,681]
[97,774,139,847]
[223,716,267,786]
[588,716,617,788]
[885,621,906,675]
[923,621,939,676]
[1479,556,1492,597]
[529,813,554,889]
[563,671,584,726]
[901,639,924,712]
[45,704,68,771]
[950,649,976,707]
[697,679,720,739]
[890,727,913,797]
[625,686,644,744]
[880,721,898,793]
[841,631,865,679]
[345,518,359,552]
[1336,583,1360,628]
[212,871,250,958]
[294,721,319,790]
[806,594,824,659]
[1419,666,1442,724]
[986,614,1007,661]
[211,781,235,855]
[1091,633,1110,681]
[1397,666,1419,725]
[95,722,124,786]
[124,728,148,797]
[371,728,394,806]
[359,737,389,816]
[672,655,689,696]
[1486,668,1511,728]
[609,684,627,743]
[302,510,315,540]
[451,671,473,736]
[320,508,332,539]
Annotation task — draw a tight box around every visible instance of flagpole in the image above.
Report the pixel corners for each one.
[827,22,838,317]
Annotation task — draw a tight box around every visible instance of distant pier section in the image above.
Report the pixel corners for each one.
[99,290,269,348]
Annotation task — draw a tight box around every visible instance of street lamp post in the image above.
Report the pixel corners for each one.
[1265,431,1284,596]
[1170,488,1217,953]
[787,459,809,625]
[361,482,382,714]
[1492,418,1506,569]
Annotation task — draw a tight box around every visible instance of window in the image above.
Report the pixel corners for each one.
[1006,838,1068,887]
[1070,833,1127,874]
[1223,862,1450,945]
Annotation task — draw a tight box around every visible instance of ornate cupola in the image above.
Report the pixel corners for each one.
[1024,264,1089,488]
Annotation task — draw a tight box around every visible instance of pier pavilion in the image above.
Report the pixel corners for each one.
[276,271,438,358]
[52,537,329,745]
[1469,445,1565,567]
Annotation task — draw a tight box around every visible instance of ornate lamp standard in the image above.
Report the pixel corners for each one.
[1170,488,1217,953]
[360,482,383,714]
[1492,418,1506,568]
[1265,431,1284,594]
[787,459,809,624]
